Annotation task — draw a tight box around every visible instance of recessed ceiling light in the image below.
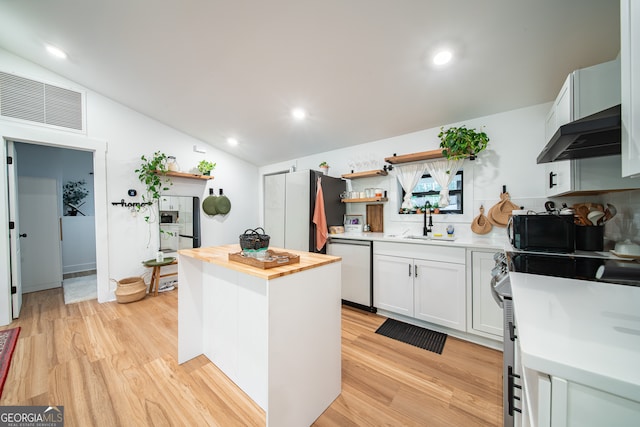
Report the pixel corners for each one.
[433,50,452,66]
[46,44,67,59]
[291,108,307,120]
[227,137,238,146]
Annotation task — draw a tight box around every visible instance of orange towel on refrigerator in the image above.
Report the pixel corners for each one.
[313,177,328,251]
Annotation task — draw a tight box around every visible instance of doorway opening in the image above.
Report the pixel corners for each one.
[14,142,97,304]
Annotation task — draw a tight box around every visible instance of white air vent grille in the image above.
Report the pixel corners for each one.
[0,71,84,131]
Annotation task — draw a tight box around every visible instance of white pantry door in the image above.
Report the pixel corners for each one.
[18,176,63,293]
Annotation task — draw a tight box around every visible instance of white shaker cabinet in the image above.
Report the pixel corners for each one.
[468,250,503,339]
[159,195,186,211]
[542,59,634,196]
[523,367,640,427]
[373,254,414,316]
[543,72,573,195]
[160,196,177,211]
[413,258,466,331]
[373,242,466,332]
[621,0,640,177]
[544,74,573,145]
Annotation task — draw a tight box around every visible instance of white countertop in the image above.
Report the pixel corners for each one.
[510,272,640,401]
[329,231,507,250]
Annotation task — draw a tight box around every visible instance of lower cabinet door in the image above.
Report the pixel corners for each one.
[413,259,466,331]
[373,254,414,316]
[551,376,640,427]
[471,251,503,337]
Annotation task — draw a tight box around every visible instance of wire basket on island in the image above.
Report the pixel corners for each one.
[239,227,271,258]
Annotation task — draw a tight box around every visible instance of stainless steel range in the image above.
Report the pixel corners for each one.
[491,252,522,427]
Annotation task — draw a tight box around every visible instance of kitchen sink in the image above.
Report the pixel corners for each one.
[384,233,433,240]
[404,235,431,240]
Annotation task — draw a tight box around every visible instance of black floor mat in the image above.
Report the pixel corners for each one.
[375,318,447,354]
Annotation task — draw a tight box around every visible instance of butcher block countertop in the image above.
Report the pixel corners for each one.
[179,244,341,280]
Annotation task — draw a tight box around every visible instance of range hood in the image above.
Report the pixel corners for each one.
[537,104,621,164]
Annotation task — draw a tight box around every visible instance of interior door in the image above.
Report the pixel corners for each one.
[7,141,22,318]
[18,175,63,293]
[264,173,286,248]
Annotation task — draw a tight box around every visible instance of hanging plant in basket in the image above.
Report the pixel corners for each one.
[438,125,489,160]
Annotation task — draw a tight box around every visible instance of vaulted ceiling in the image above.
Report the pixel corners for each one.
[0,1,620,165]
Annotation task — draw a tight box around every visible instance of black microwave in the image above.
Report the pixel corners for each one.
[508,214,575,253]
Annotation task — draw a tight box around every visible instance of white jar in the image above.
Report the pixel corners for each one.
[167,156,179,172]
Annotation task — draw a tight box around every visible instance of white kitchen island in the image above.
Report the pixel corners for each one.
[177,244,342,427]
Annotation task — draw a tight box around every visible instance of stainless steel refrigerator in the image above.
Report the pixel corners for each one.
[264,169,346,253]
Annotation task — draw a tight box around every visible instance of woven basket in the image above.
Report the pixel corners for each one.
[471,206,493,235]
[115,276,146,304]
[487,192,518,227]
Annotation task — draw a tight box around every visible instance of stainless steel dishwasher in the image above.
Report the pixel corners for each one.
[326,238,375,312]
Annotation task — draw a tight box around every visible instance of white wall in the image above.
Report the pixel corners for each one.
[259,104,640,245]
[0,47,259,325]
[259,103,554,240]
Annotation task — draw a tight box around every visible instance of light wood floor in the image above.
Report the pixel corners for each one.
[0,288,502,426]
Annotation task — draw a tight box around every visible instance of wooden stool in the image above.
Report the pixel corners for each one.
[143,258,178,296]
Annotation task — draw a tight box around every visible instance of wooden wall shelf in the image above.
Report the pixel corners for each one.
[154,170,214,180]
[341,197,388,203]
[384,149,444,164]
[341,169,388,179]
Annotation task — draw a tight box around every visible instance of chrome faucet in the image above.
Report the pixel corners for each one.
[423,202,433,236]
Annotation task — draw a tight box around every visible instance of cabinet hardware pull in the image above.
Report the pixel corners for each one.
[549,171,557,188]
[414,265,418,277]
[509,321,517,341]
[408,264,412,276]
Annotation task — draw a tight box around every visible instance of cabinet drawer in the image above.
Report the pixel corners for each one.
[374,241,465,264]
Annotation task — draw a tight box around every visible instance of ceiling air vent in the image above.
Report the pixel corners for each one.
[0,71,85,132]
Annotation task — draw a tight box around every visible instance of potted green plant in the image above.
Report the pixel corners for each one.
[319,161,329,175]
[438,125,489,160]
[63,179,89,216]
[135,151,173,222]
[197,160,216,176]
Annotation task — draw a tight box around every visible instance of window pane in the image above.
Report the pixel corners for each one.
[410,194,439,209]
[403,170,463,214]
[440,194,461,211]
[412,172,462,193]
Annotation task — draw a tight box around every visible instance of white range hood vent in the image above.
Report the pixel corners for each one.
[0,71,85,132]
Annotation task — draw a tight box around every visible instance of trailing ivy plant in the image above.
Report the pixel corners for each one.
[135,151,173,223]
[438,125,489,160]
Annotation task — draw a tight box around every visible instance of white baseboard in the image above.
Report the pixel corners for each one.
[63,262,97,275]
